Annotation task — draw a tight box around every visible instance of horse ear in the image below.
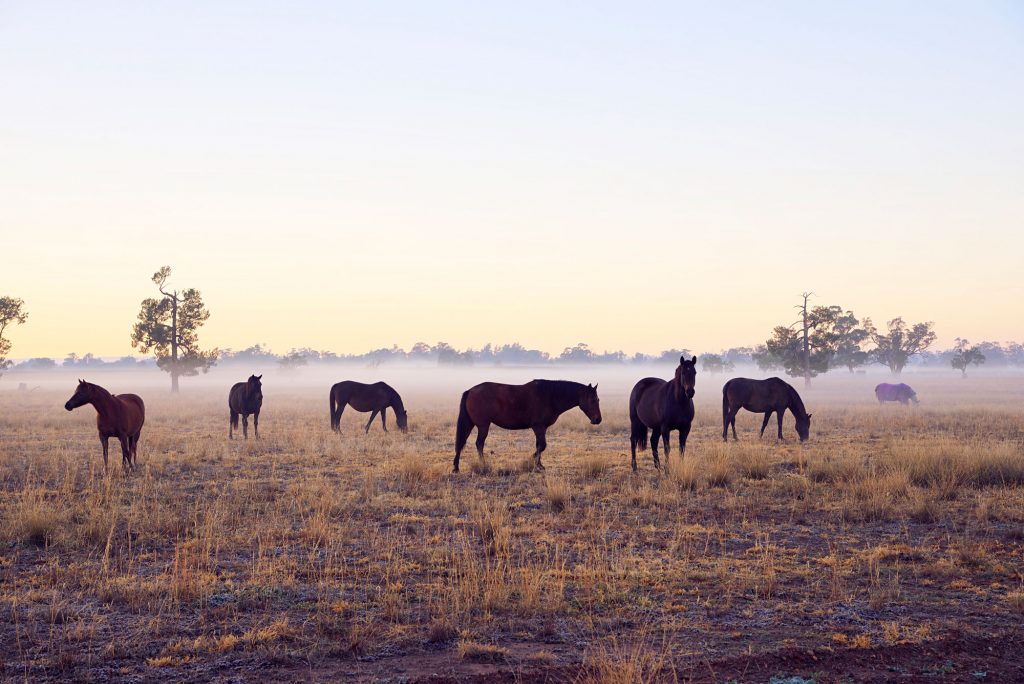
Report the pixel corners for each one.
[691,356,697,364]
[807,413,813,419]
[593,383,598,390]
[257,374,262,379]
[680,355,685,364]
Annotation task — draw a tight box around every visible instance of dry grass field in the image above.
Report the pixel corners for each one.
[2,370,1023,682]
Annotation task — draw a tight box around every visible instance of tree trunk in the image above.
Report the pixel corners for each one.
[801,294,811,387]
[170,292,179,393]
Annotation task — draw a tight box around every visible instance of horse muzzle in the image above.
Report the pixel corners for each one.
[590,417,602,425]
[64,401,73,411]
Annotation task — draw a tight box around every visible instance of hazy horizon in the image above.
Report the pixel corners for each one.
[3,2,1022,358]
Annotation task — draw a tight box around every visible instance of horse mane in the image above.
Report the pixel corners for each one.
[531,379,585,401]
[83,381,112,400]
[786,383,808,418]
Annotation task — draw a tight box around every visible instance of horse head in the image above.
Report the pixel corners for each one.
[396,409,409,432]
[65,379,91,411]
[580,383,602,424]
[247,374,263,400]
[675,356,697,401]
[796,412,812,441]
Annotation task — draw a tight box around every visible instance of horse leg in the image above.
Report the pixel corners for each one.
[118,434,131,472]
[630,430,641,472]
[100,436,109,471]
[229,411,237,439]
[679,422,691,457]
[131,433,140,467]
[365,410,379,433]
[722,407,730,442]
[661,427,671,463]
[335,405,346,434]
[776,410,785,440]
[531,425,547,471]
[759,411,772,438]
[731,411,739,441]
[380,407,388,433]
[475,422,490,459]
[242,414,249,440]
[253,410,260,440]
[650,427,662,468]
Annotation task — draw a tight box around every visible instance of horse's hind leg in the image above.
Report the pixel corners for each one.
[380,407,388,433]
[253,410,260,440]
[759,411,772,438]
[118,434,131,472]
[242,415,249,440]
[475,422,490,459]
[531,425,547,471]
[650,427,662,468]
[661,428,671,462]
[365,410,379,434]
[730,411,739,441]
[229,411,237,439]
[776,411,784,440]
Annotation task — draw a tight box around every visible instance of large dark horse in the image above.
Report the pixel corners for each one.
[454,380,602,473]
[329,381,408,434]
[875,383,918,405]
[629,356,697,471]
[722,377,812,442]
[229,375,263,439]
[64,379,145,471]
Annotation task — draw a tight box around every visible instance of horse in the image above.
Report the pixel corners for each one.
[64,379,145,471]
[454,380,602,473]
[722,377,812,442]
[628,356,697,471]
[329,381,408,434]
[229,374,263,439]
[875,382,918,405]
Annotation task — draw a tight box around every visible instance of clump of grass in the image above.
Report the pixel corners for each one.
[457,639,508,663]
[581,453,610,478]
[1006,590,1024,615]
[735,448,771,480]
[469,501,510,557]
[704,455,734,488]
[469,458,493,476]
[578,636,672,684]
[667,457,698,491]
[395,453,435,495]
[426,619,457,643]
[543,477,569,513]
[13,488,59,547]
[910,490,941,523]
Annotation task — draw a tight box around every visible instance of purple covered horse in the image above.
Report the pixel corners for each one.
[875,383,918,405]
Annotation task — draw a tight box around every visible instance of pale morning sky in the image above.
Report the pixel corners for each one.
[2,1,1022,358]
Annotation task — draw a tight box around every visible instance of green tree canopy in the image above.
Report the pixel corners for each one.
[866,317,936,375]
[130,267,217,392]
[0,296,29,377]
[950,337,985,378]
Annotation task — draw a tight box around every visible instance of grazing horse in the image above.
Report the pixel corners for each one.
[229,375,263,439]
[64,379,145,471]
[329,381,408,434]
[628,356,697,471]
[875,383,918,405]
[722,377,812,442]
[454,380,602,473]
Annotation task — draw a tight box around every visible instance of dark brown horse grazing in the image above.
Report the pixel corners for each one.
[329,381,408,434]
[229,375,263,439]
[454,380,601,473]
[64,380,145,471]
[629,356,697,471]
[722,377,812,442]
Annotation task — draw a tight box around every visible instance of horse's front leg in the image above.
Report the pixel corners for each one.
[242,414,249,440]
[531,425,547,471]
[118,434,132,472]
[776,410,785,440]
[759,411,773,438]
[661,426,671,463]
[253,410,260,440]
[650,427,662,468]
[365,410,379,433]
[679,422,691,457]
[380,407,387,433]
[100,435,109,471]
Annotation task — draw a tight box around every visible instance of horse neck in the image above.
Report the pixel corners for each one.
[388,390,404,412]
[548,381,584,414]
[786,386,807,418]
[86,385,117,415]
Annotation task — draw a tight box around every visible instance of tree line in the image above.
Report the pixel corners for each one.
[1,274,1020,391]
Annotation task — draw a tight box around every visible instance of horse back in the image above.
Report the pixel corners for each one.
[114,393,145,432]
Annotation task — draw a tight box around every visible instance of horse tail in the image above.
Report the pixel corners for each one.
[230,408,239,429]
[628,393,647,450]
[330,387,342,431]
[455,390,473,458]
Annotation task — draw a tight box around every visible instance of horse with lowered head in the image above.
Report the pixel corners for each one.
[454,380,602,473]
[629,356,697,471]
[722,377,812,442]
[64,379,145,471]
[875,383,918,405]
[229,374,263,439]
[330,381,408,434]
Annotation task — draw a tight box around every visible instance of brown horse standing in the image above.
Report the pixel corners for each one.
[64,379,145,471]
[229,375,263,439]
[329,381,408,434]
[722,377,812,442]
[454,380,602,472]
[629,356,697,471]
